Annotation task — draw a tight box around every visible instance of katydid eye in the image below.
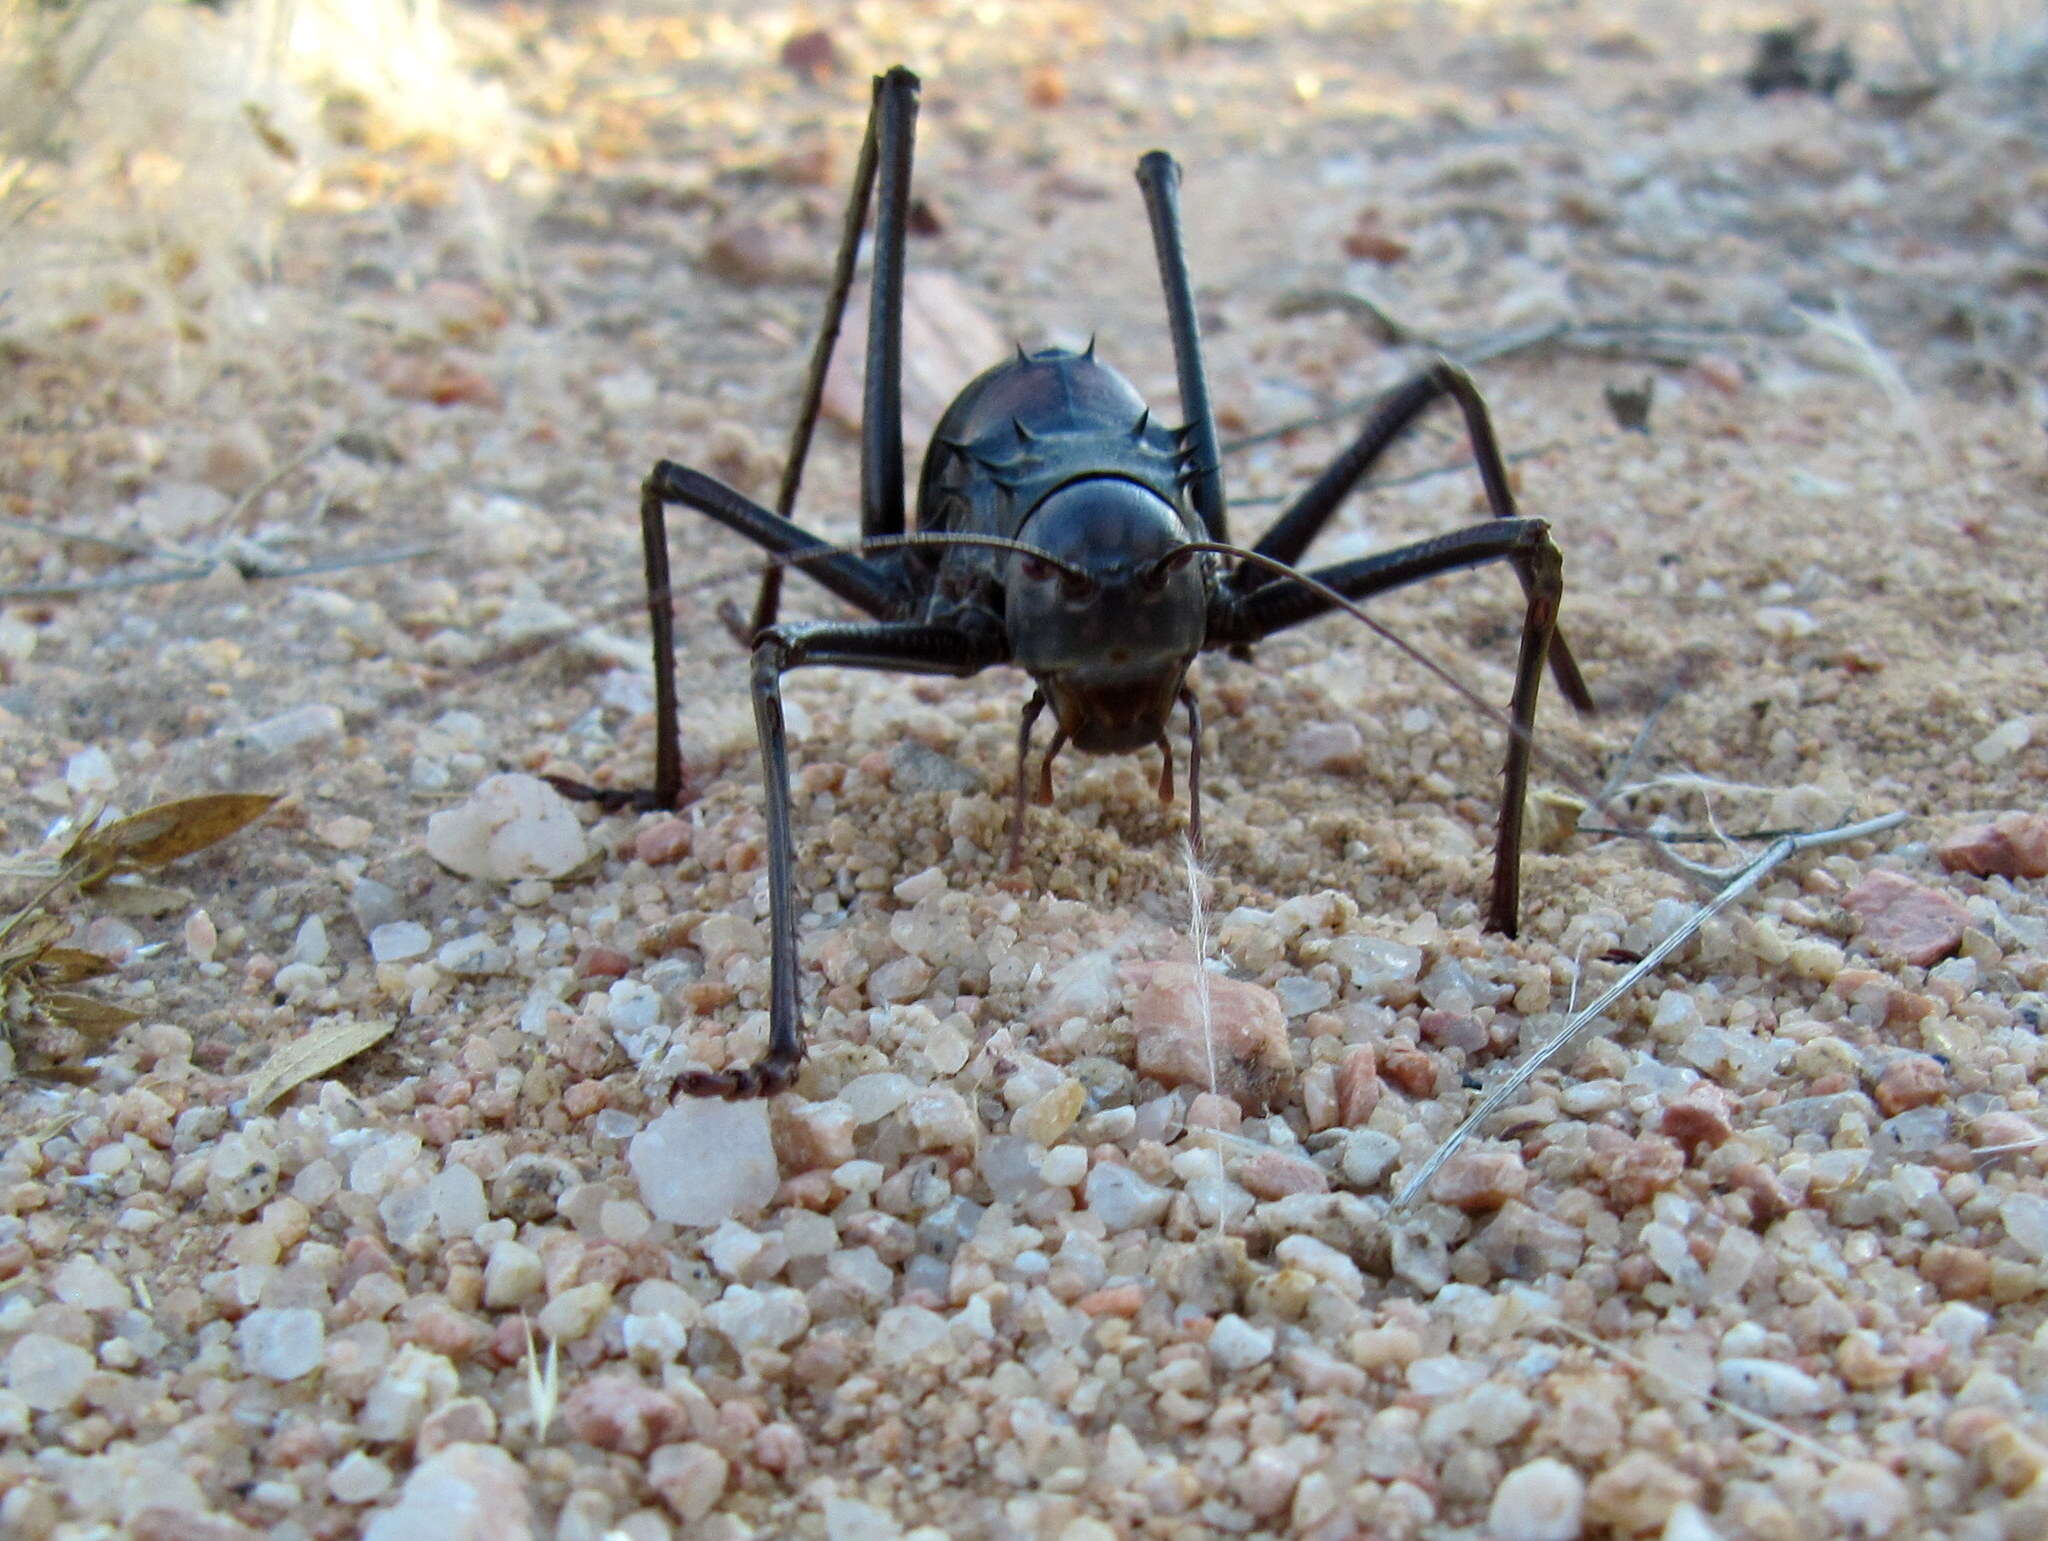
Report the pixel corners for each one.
[1022,556,1053,583]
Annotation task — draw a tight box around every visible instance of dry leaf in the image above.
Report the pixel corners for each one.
[73,793,280,883]
[37,991,142,1034]
[32,948,117,986]
[245,1017,397,1113]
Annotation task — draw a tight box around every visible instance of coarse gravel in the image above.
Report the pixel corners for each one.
[2,3,2048,1539]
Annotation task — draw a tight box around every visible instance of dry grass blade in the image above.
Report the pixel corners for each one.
[245,1017,398,1114]
[70,792,280,885]
[1392,810,1909,1210]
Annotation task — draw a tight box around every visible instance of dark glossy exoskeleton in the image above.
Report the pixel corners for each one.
[554,67,1594,1098]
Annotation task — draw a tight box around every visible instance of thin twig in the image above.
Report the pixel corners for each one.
[1391,810,1909,1210]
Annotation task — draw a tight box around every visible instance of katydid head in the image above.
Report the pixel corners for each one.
[1004,476,1205,752]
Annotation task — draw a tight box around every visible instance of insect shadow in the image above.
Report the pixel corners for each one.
[549,67,1596,1099]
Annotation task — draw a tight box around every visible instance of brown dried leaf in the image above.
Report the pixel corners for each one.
[36,991,143,1035]
[73,794,280,885]
[33,948,117,986]
[245,1017,397,1113]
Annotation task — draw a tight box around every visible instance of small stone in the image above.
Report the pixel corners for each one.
[244,702,345,754]
[361,1347,459,1443]
[1287,720,1365,772]
[631,1100,779,1225]
[437,934,509,976]
[430,1164,488,1237]
[425,774,590,882]
[1841,870,1969,967]
[490,1153,578,1222]
[1476,1201,1586,1278]
[1327,934,1423,995]
[352,877,404,932]
[841,1072,915,1124]
[648,1442,729,1523]
[1936,814,2048,880]
[1341,1129,1401,1189]
[1970,715,2034,765]
[907,1087,978,1151]
[1038,1145,1088,1186]
[1763,1090,1877,1136]
[535,1283,613,1343]
[52,1254,128,1311]
[1336,1045,1380,1124]
[1488,1456,1584,1541]
[237,1307,324,1381]
[1274,1234,1363,1297]
[1207,1313,1276,1370]
[1754,604,1818,641]
[893,864,947,903]
[1014,1078,1085,1145]
[1430,1151,1528,1212]
[868,953,935,1004]
[483,1240,543,1307]
[294,914,331,966]
[1819,1460,1912,1538]
[1132,963,1293,1111]
[1920,1242,1991,1299]
[825,1496,902,1541]
[1585,1451,1699,1534]
[2002,1193,2048,1261]
[1874,1055,1946,1116]
[1235,1151,1329,1200]
[889,739,981,793]
[361,1442,532,1541]
[66,745,116,794]
[1276,975,1335,1018]
[1186,1091,1243,1133]
[704,1284,809,1351]
[1381,1044,1437,1098]
[369,922,431,964]
[1083,1162,1172,1231]
[562,1376,689,1456]
[873,1305,952,1365]
[184,908,218,963]
[1716,1357,1824,1416]
[417,1398,496,1456]
[5,1332,93,1411]
[329,1452,394,1504]
[634,817,692,865]
[1661,1088,1734,1151]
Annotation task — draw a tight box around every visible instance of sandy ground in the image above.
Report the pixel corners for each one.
[3,1,2048,1537]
